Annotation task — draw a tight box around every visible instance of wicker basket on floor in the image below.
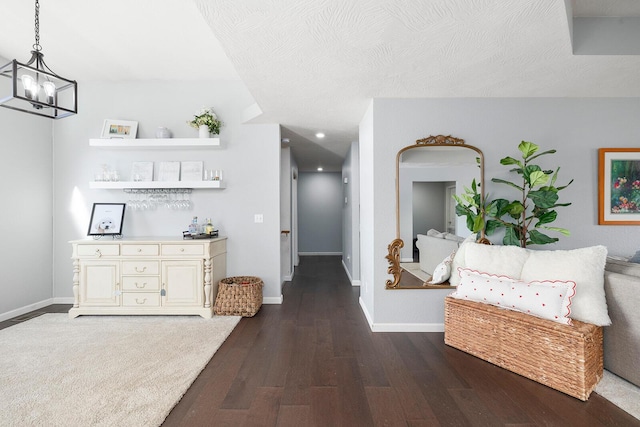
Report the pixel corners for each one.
[444,296,603,400]
[214,276,263,317]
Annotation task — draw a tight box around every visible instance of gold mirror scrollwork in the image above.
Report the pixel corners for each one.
[386,135,485,289]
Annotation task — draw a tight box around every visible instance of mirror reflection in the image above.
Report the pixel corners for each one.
[386,135,484,289]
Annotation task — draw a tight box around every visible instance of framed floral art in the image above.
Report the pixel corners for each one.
[598,148,640,225]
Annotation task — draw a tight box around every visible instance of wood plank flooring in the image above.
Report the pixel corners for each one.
[162,256,639,427]
[3,256,638,426]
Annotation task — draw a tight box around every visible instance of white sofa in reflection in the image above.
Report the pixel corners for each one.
[414,230,465,283]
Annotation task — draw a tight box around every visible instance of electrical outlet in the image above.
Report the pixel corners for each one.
[254,214,264,223]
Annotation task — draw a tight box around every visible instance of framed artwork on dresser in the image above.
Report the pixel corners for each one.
[88,203,126,236]
[599,148,640,225]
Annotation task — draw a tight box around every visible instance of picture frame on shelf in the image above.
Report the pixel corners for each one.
[87,203,126,236]
[598,148,640,225]
[131,162,154,182]
[157,161,181,181]
[101,119,138,139]
[180,161,204,181]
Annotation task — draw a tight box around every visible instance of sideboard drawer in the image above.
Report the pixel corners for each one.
[77,244,120,257]
[121,244,160,256]
[122,276,161,291]
[162,244,204,256]
[122,292,161,307]
[122,261,160,275]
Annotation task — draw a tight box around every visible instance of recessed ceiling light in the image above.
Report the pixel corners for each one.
[315,132,325,138]
[317,167,323,172]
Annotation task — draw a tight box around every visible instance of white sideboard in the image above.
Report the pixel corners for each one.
[69,237,227,319]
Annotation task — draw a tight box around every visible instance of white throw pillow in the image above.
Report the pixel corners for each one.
[520,245,610,326]
[464,242,530,280]
[451,269,576,325]
[449,234,477,287]
[427,251,455,284]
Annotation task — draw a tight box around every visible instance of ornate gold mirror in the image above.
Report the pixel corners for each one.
[386,135,485,289]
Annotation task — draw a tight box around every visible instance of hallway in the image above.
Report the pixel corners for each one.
[162,256,638,427]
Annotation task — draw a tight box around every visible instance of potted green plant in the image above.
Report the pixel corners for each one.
[455,141,573,248]
[187,107,223,137]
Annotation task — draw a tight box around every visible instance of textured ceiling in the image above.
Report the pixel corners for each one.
[1,1,640,171]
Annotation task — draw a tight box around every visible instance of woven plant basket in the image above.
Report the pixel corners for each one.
[214,276,263,317]
[444,296,603,401]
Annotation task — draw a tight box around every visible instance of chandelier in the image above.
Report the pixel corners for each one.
[0,0,77,119]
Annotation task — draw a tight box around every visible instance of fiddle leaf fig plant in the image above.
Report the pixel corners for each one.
[486,141,573,247]
[453,178,485,234]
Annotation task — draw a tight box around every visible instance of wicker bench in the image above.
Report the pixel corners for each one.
[444,296,603,401]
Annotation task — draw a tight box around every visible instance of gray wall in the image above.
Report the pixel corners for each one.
[342,141,360,283]
[412,182,447,236]
[0,78,54,319]
[298,172,343,254]
[52,80,283,304]
[360,97,640,330]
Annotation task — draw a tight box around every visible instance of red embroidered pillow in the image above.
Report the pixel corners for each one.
[451,268,576,325]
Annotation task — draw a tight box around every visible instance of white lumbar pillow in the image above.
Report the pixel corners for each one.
[451,268,576,325]
[427,251,455,285]
[520,245,610,326]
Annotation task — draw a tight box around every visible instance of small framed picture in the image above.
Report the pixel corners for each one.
[87,203,126,236]
[131,161,154,182]
[599,148,640,225]
[101,119,138,139]
[180,161,204,181]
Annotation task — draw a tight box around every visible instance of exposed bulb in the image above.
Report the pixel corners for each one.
[42,81,56,104]
[21,75,36,99]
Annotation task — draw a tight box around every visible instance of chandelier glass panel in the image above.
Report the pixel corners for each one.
[0,0,77,119]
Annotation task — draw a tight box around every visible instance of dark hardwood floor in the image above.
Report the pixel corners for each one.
[4,256,638,426]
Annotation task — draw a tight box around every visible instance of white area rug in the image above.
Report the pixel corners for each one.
[0,314,240,427]
[595,370,640,420]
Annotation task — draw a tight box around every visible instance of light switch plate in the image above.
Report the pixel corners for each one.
[254,214,264,223]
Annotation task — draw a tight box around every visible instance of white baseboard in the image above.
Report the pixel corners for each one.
[0,298,55,322]
[298,252,342,256]
[359,296,374,329]
[341,260,360,286]
[342,259,352,280]
[370,323,444,332]
[283,274,293,281]
[358,296,444,332]
[263,295,283,304]
[53,297,74,304]
[401,257,414,263]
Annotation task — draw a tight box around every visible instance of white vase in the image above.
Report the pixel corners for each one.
[198,125,210,139]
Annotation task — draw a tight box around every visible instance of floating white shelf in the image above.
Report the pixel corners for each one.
[89,138,220,148]
[89,181,225,189]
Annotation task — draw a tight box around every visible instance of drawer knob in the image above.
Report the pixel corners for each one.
[135,266,147,273]
[135,298,147,305]
[180,248,185,252]
[94,249,102,258]
[137,248,142,253]
[135,282,146,289]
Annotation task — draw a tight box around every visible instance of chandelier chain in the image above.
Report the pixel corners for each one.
[33,0,41,52]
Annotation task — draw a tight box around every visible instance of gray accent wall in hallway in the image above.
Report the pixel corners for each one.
[298,172,343,254]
